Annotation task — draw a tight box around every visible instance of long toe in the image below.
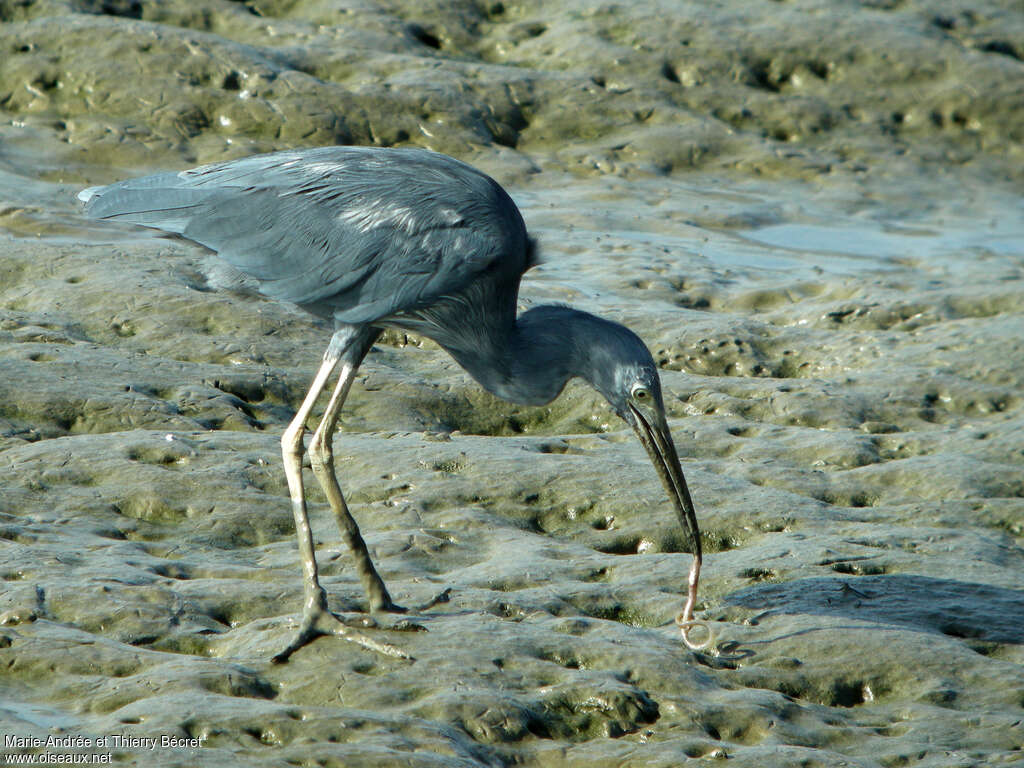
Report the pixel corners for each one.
[374,586,452,615]
[271,605,413,663]
[416,587,452,612]
[374,598,408,614]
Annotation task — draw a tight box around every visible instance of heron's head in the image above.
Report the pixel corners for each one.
[582,321,702,567]
[515,306,707,646]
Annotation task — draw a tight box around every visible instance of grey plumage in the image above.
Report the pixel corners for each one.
[81,146,707,658]
[81,147,529,323]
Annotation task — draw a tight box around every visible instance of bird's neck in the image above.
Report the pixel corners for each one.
[442,305,596,406]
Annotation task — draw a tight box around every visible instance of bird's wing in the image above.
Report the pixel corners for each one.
[80,147,528,323]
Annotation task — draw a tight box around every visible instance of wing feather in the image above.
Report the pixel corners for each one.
[80,147,529,324]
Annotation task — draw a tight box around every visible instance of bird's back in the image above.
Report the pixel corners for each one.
[80,146,534,329]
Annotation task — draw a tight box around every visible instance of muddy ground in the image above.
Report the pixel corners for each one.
[1,0,1022,766]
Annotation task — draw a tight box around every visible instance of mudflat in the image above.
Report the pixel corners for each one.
[1,1,1021,766]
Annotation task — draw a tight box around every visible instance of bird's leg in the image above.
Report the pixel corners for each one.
[272,328,407,664]
[307,329,403,613]
[308,330,452,618]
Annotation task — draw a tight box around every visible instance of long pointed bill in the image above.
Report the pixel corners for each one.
[628,403,710,650]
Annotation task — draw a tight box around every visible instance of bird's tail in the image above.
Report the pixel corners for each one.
[77,171,210,234]
[76,186,103,204]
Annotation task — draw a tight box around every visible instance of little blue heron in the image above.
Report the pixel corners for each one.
[79,146,707,660]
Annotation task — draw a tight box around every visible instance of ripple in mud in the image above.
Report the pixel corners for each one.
[591,524,745,556]
[656,325,812,379]
[562,596,659,629]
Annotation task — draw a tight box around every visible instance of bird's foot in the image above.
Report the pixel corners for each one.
[370,587,452,614]
[416,587,452,612]
[372,596,408,614]
[271,604,413,664]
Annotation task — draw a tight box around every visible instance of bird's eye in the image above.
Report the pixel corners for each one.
[631,385,650,402]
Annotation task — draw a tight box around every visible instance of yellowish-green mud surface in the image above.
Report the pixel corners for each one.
[1,1,1022,766]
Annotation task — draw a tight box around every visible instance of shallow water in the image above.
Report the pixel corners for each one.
[1,0,1023,766]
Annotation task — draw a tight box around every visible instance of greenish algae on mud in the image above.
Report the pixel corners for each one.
[1,0,1023,766]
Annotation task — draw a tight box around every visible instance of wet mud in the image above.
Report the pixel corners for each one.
[1,0,1022,766]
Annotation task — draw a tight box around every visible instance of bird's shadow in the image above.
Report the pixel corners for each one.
[718,574,1024,648]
